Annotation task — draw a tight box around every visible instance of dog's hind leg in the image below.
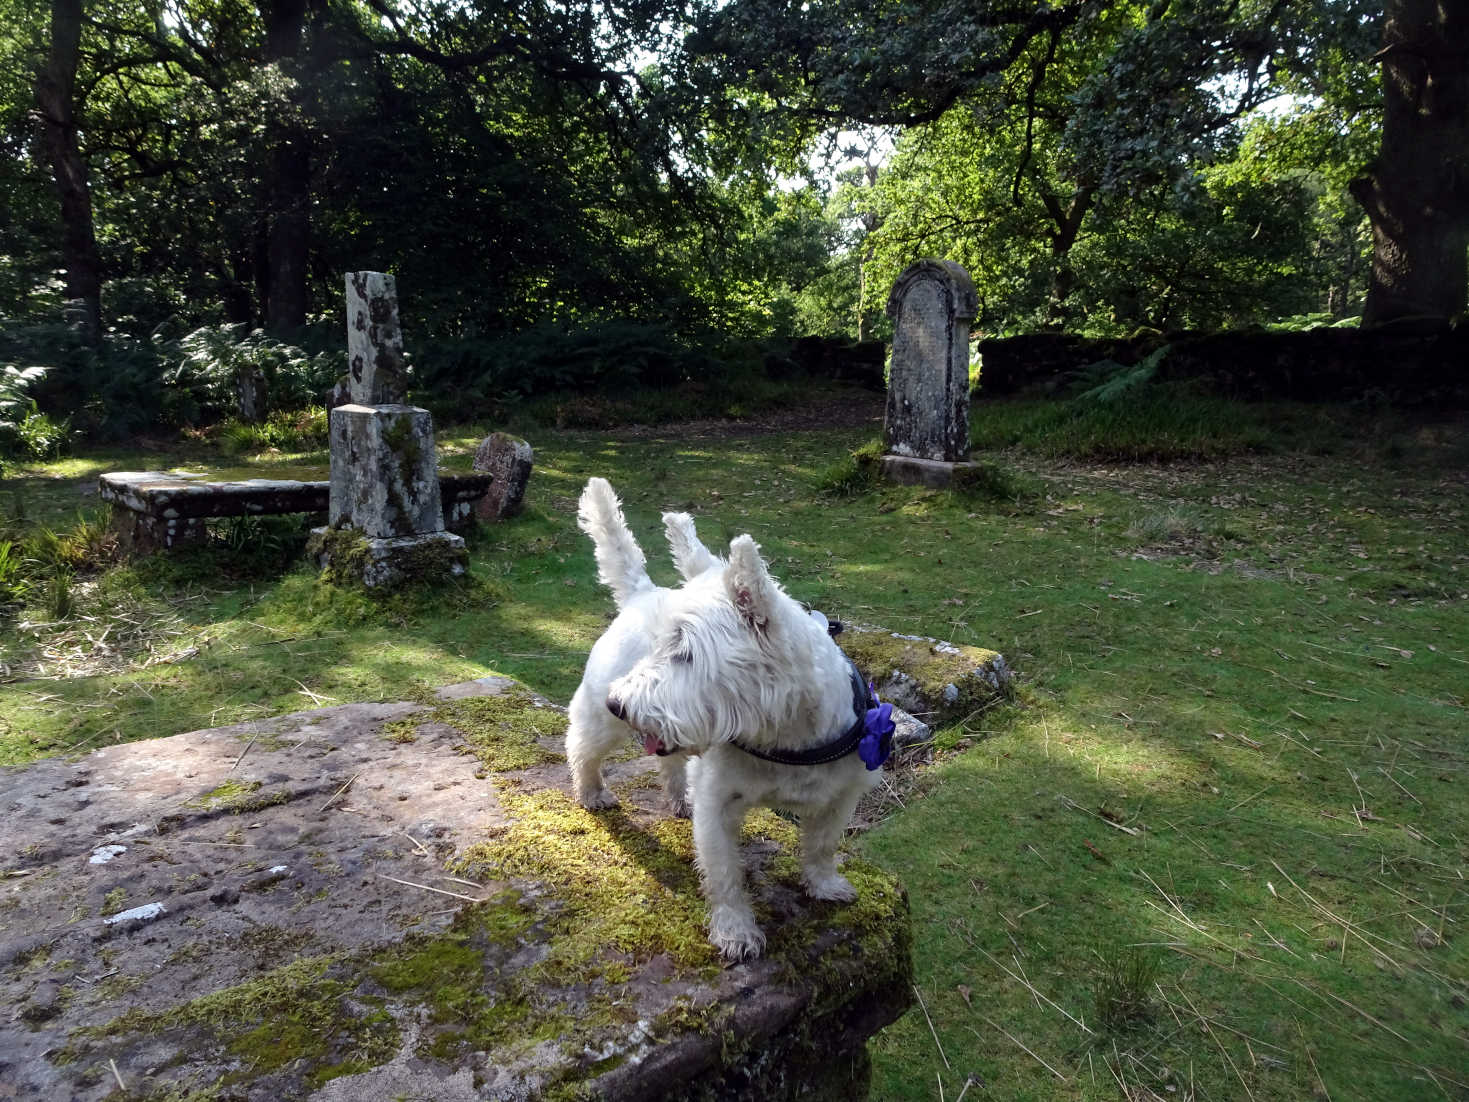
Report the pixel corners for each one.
[798,785,865,902]
[662,511,716,581]
[565,683,625,811]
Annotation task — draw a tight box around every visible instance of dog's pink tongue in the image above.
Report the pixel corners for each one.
[642,734,661,756]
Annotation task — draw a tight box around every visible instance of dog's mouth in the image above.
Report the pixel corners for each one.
[642,733,679,757]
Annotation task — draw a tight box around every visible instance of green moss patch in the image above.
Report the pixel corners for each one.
[388,686,567,770]
[455,785,719,981]
[80,955,399,1091]
[185,779,287,815]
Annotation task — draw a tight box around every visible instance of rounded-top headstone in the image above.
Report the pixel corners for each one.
[885,259,977,323]
[884,259,976,463]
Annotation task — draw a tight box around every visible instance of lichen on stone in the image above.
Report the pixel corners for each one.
[840,626,1012,727]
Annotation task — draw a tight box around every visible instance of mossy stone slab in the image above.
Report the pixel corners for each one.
[0,675,912,1100]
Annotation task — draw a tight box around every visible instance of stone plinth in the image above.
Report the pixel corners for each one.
[0,677,913,1101]
[323,274,469,588]
[307,525,467,588]
[322,403,467,586]
[840,626,1013,727]
[328,404,444,538]
[879,454,978,490]
[472,432,533,521]
[883,260,977,480]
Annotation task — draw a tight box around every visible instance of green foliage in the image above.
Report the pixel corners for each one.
[0,320,172,439]
[1069,346,1169,404]
[815,438,883,495]
[168,326,335,422]
[0,506,118,619]
[413,321,726,411]
[218,407,328,454]
[969,383,1312,462]
[0,540,26,610]
[1269,312,1363,331]
[722,0,1385,337]
[1,402,71,461]
[0,364,58,466]
[1093,946,1161,1034]
[0,362,45,420]
[43,567,74,621]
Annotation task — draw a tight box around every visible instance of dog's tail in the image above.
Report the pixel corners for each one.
[578,478,651,610]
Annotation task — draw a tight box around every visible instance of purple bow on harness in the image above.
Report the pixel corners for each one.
[858,683,896,771]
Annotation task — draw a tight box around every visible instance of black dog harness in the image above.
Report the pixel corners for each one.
[729,656,877,767]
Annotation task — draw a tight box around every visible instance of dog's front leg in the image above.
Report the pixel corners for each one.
[565,692,621,811]
[659,753,691,818]
[799,783,864,902]
[693,767,764,960]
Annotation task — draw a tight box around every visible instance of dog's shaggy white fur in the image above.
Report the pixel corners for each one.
[566,478,882,960]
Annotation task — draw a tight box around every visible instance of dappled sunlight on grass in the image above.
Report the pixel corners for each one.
[866,681,1466,1099]
[3,410,1466,1098]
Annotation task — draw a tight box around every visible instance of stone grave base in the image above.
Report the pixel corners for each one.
[308,526,467,588]
[0,676,912,1101]
[100,472,491,555]
[880,454,977,489]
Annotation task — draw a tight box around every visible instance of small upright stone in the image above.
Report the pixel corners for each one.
[881,260,978,487]
[472,432,533,521]
[346,271,407,405]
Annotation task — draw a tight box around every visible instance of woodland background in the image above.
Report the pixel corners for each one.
[1,0,1466,447]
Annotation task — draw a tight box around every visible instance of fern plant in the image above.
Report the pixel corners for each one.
[0,364,48,468]
[1070,345,1170,405]
[166,325,334,421]
[0,540,26,609]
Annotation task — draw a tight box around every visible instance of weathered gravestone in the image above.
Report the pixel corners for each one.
[310,273,469,587]
[881,260,978,488]
[472,432,534,521]
[0,677,913,1100]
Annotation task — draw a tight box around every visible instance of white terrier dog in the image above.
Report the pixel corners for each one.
[566,478,895,960]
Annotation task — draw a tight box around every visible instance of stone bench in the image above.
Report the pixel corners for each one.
[0,676,913,1100]
[99,470,491,553]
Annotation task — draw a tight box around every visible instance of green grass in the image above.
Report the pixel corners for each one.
[2,394,1466,1099]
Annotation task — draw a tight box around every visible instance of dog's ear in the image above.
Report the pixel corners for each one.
[663,511,716,581]
[725,534,776,632]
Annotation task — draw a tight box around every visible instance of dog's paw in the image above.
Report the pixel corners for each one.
[804,872,858,903]
[709,906,765,961]
[669,796,692,820]
[576,787,619,811]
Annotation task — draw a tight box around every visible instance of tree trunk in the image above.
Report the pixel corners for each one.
[34,0,102,345]
[1351,0,1469,326]
[260,0,312,333]
[1040,183,1095,328]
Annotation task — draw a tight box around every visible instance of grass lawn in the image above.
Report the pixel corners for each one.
[2,390,1466,1099]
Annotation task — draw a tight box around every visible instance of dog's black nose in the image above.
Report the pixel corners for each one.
[606,695,628,721]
